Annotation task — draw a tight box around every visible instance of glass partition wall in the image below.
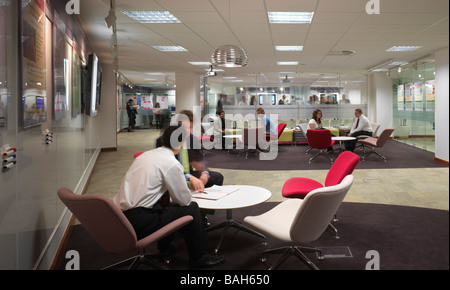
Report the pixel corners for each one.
[392,60,435,152]
[203,73,368,130]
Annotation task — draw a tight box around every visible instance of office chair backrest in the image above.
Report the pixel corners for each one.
[290,175,354,243]
[375,128,395,147]
[371,123,381,137]
[307,129,333,150]
[298,123,308,140]
[58,188,138,253]
[325,151,360,187]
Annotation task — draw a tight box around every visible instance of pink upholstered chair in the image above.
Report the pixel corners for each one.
[357,128,394,162]
[57,188,193,270]
[244,175,354,270]
[282,151,360,238]
[306,129,335,163]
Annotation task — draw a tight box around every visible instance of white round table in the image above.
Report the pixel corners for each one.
[192,185,271,254]
[332,136,356,154]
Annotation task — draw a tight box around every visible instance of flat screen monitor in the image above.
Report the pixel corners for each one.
[85,53,101,116]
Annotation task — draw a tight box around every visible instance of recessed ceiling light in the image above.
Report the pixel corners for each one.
[277,61,298,65]
[275,46,303,51]
[152,46,187,52]
[389,61,408,66]
[188,62,211,65]
[268,12,314,24]
[204,68,224,72]
[386,46,422,52]
[121,11,181,23]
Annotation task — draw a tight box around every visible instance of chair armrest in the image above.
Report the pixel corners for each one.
[135,215,193,250]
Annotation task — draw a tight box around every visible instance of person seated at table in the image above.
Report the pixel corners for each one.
[175,109,224,190]
[308,109,334,152]
[114,126,225,268]
[345,108,373,152]
[156,110,224,226]
[308,109,324,130]
[256,107,277,138]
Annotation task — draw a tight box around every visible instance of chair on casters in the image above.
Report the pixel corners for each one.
[357,128,394,162]
[306,129,335,163]
[57,188,193,270]
[281,151,360,238]
[298,123,313,153]
[244,175,354,270]
[356,122,381,152]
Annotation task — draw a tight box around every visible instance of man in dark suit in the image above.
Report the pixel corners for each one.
[126,99,137,132]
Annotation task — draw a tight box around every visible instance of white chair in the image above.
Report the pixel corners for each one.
[329,119,341,127]
[244,175,354,270]
[298,123,313,153]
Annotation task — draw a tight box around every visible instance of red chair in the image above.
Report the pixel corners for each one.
[282,151,360,238]
[283,151,360,199]
[306,129,335,163]
[134,151,145,159]
[266,123,287,142]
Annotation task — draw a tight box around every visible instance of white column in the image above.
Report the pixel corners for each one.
[98,63,117,150]
[367,72,393,132]
[434,47,449,162]
[175,72,201,113]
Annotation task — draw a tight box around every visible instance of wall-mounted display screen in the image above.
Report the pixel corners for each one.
[85,53,102,116]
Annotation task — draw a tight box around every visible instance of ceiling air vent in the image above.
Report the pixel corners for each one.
[328,50,355,56]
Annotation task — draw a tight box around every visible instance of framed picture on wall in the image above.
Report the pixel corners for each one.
[72,44,82,117]
[21,0,46,129]
[0,93,7,131]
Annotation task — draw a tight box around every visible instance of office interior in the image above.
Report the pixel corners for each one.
[0,0,448,270]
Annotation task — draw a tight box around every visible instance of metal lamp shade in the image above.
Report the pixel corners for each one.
[211,45,248,67]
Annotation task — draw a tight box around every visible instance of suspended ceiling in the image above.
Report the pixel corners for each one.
[77,0,449,87]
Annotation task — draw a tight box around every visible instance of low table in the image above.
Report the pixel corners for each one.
[223,135,243,154]
[332,136,356,154]
[192,185,271,254]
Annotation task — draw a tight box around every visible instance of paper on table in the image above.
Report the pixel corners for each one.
[191,185,240,200]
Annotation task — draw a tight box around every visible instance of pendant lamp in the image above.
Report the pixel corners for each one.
[211,44,248,67]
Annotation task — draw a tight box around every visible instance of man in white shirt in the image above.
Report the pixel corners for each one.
[345,108,373,152]
[113,126,224,268]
